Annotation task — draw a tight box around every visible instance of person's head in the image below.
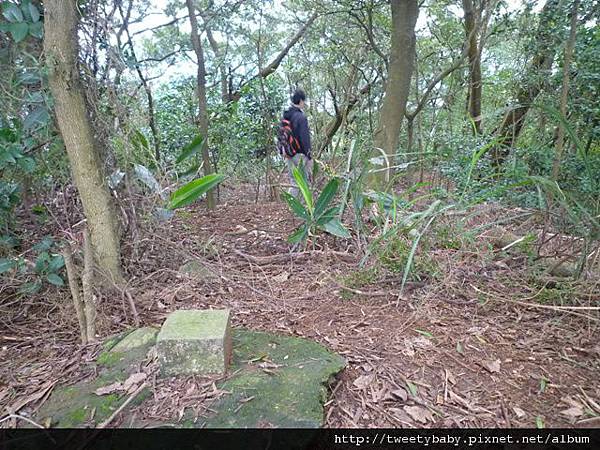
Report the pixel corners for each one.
[291,89,306,109]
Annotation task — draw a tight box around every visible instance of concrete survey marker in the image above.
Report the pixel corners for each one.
[157,309,232,376]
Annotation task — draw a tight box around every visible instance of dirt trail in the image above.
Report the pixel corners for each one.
[2,187,599,428]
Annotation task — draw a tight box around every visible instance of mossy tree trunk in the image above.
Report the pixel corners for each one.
[44,0,123,283]
[370,0,419,190]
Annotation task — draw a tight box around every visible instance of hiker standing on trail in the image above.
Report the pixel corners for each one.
[277,89,313,198]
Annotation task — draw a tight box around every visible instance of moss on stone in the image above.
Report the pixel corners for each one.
[202,329,345,428]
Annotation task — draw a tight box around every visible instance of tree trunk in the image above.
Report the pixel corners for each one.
[44,0,123,283]
[552,0,579,181]
[186,0,216,210]
[206,27,230,104]
[492,0,563,166]
[462,0,483,134]
[370,0,419,189]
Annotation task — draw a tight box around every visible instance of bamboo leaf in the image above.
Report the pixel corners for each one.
[282,191,308,220]
[288,225,308,244]
[313,178,339,221]
[168,173,224,209]
[292,167,313,213]
[176,135,204,164]
[322,218,351,239]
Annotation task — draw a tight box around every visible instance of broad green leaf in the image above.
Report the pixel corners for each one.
[18,71,42,85]
[34,251,49,273]
[322,218,350,239]
[168,173,224,209]
[288,225,308,244]
[47,273,64,286]
[0,258,16,274]
[315,206,339,226]
[282,191,308,220]
[17,156,35,173]
[2,3,23,22]
[8,22,28,43]
[28,20,42,39]
[313,178,339,221]
[0,235,20,249]
[48,255,65,272]
[32,236,54,252]
[24,106,50,130]
[27,3,40,22]
[292,167,313,213]
[19,281,42,295]
[176,135,204,164]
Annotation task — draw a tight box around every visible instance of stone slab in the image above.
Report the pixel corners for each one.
[156,309,232,376]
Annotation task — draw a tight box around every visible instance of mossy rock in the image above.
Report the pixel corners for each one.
[35,327,345,431]
[201,329,346,428]
[36,327,157,428]
[97,326,158,370]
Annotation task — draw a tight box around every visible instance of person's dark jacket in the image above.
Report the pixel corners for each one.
[283,106,311,159]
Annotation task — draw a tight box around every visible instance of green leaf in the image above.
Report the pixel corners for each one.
[0,258,17,274]
[28,20,42,39]
[288,225,308,244]
[2,3,23,22]
[17,156,35,173]
[315,206,339,226]
[27,3,40,22]
[32,236,54,252]
[168,173,224,209]
[19,281,42,295]
[24,106,49,130]
[176,135,204,164]
[132,129,149,150]
[0,235,20,249]
[406,380,418,397]
[282,191,308,220]
[535,416,544,429]
[8,22,28,43]
[34,251,49,273]
[48,255,65,272]
[313,178,339,221]
[414,329,434,338]
[322,218,351,239]
[18,71,41,85]
[46,273,64,286]
[292,167,313,213]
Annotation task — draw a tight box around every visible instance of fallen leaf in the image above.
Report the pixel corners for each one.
[482,359,501,373]
[513,406,526,418]
[94,381,123,396]
[123,372,147,392]
[560,406,584,419]
[353,374,375,390]
[403,405,433,424]
[6,381,56,414]
[391,387,408,402]
[272,272,290,283]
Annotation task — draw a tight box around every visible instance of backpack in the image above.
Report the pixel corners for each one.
[276,118,301,158]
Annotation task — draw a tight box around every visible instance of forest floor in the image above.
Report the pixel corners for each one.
[2,179,600,428]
